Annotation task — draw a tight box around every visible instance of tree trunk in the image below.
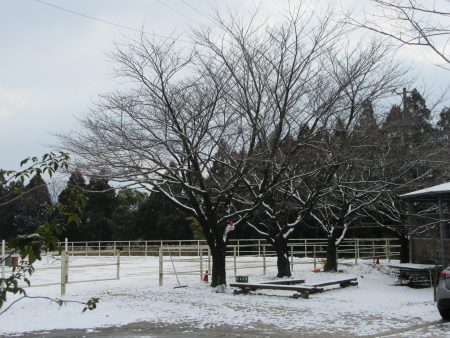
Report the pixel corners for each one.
[325,235,338,272]
[399,234,410,263]
[272,236,292,278]
[210,241,227,287]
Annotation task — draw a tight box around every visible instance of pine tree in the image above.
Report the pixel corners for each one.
[14,173,52,235]
[84,176,116,241]
[136,191,193,240]
[58,170,87,240]
[110,189,146,240]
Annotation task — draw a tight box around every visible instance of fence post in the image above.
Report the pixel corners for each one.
[85,242,88,256]
[372,241,375,263]
[304,239,307,258]
[200,247,203,281]
[116,250,120,279]
[179,241,182,256]
[384,239,388,261]
[145,241,148,256]
[258,239,261,257]
[128,241,131,256]
[1,239,5,291]
[113,241,116,255]
[354,240,358,266]
[159,246,163,287]
[336,246,339,268]
[313,243,316,270]
[387,239,391,262]
[237,240,240,256]
[207,247,211,274]
[233,246,237,278]
[290,244,294,271]
[60,250,67,296]
[263,245,266,275]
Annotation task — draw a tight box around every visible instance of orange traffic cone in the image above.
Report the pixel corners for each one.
[203,270,209,283]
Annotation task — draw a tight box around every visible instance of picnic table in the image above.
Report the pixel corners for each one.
[387,263,440,287]
[229,277,358,299]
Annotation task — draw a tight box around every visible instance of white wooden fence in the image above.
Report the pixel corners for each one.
[0,239,120,296]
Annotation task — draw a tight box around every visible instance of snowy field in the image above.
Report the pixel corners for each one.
[1,255,449,337]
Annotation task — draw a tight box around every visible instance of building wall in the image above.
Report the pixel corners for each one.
[411,238,450,266]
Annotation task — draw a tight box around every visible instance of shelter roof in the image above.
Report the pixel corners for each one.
[399,182,450,202]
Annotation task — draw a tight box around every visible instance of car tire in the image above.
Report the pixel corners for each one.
[439,308,450,320]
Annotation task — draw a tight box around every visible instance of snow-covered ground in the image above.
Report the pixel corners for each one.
[0,255,449,337]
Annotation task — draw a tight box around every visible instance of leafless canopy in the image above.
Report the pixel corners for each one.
[346,0,450,69]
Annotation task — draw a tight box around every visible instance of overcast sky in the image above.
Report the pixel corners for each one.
[1,0,449,173]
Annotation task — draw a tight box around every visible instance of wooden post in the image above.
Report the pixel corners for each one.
[439,197,447,267]
[258,239,261,257]
[304,239,307,258]
[145,241,148,256]
[1,239,5,291]
[290,244,294,271]
[60,250,66,296]
[263,245,266,275]
[387,239,391,262]
[354,240,357,266]
[372,241,375,263]
[98,242,101,256]
[313,243,316,270]
[116,250,120,280]
[200,247,203,281]
[159,246,163,286]
[233,246,237,278]
[85,242,88,256]
[128,241,131,256]
[207,247,211,276]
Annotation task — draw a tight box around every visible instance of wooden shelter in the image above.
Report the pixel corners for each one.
[400,182,450,267]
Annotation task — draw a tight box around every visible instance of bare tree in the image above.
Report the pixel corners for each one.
[246,40,407,275]
[62,7,359,285]
[345,0,450,68]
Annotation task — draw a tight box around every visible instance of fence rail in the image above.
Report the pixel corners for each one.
[1,238,400,291]
[52,238,400,259]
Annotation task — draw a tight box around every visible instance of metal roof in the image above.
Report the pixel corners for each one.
[399,182,450,202]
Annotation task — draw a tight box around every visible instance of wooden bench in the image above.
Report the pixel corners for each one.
[303,277,358,289]
[229,282,323,298]
[229,277,357,299]
[259,279,305,285]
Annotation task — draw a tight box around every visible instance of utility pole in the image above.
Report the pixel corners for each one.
[394,87,412,120]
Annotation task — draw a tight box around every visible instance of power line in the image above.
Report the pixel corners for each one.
[32,0,193,44]
[155,0,196,23]
[179,0,214,22]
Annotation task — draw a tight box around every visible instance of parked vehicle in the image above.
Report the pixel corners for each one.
[437,267,450,320]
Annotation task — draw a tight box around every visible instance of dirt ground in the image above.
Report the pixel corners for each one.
[9,320,450,338]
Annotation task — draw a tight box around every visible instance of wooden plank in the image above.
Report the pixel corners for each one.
[303,277,358,288]
[258,279,305,285]
[229,282,321,292]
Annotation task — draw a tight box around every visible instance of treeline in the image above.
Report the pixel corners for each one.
[0,170,194,242]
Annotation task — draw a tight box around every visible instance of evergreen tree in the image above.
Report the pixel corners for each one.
[58,170,87,240]
[14,173,52,235]
[110,189,146,240]
[136,191,193,240]
[0,174,23,240]
[84,176,116,241]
